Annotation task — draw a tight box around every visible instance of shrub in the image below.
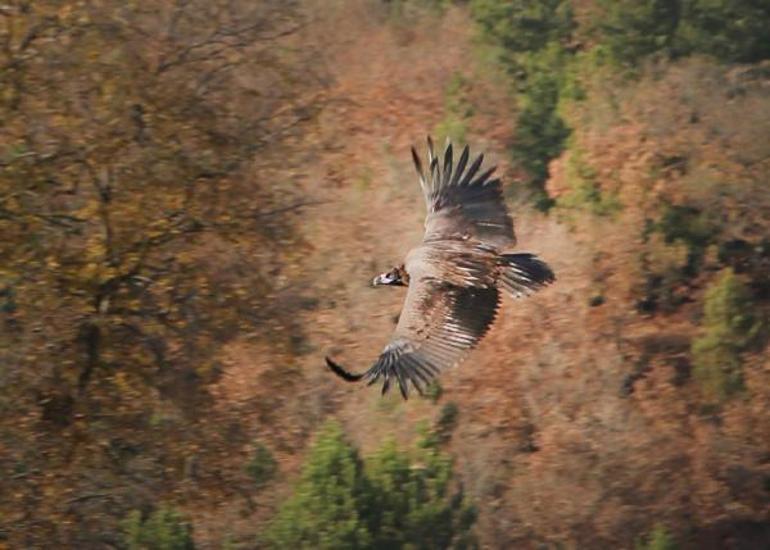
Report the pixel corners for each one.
[636,267,690,315]
[423,379,444,403]
[246,442,277,488]
[435,402,460,443]
[636,524,678,550]
[435,74,473,145]
[691,268,760,401]
[556,145,620,217]
[122,506,195,550]
[656,203,716,276]
[635,203,719,313]
[386,0,452,20]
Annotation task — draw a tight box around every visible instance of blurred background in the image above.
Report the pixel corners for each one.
[1,1,769,548]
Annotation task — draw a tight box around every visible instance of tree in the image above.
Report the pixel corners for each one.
[264,422,372,549]
[0,1,322,546]
[677,0,770,62]
[265,422,477,549]
[471,0,574,59]
[122,506,195,550]
[246,442,277,489]
[596,0,682,66]
[471,0,574,208]
[366,436,477,549]
[1,0,317,402]
[509,49,571,209]
[595,0,770,65]
[691,269,761,402]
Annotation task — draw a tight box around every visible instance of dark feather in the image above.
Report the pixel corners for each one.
[450,285,500,340]
[471,165,496,187]
[411,146,424,181]
[499,253,555,297]
[394,366,408,400]
[422,140,515,248]
[451,145,470,187]
[325,356,364,382]
[350,276,501,399]
[443,142,453,186]
[459,153,484,187]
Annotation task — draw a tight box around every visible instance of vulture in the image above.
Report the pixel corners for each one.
[326,137,554,399]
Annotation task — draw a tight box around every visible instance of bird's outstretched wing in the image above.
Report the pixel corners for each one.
[326,250,500,399]
[325,138,547,398]
[411,137,515,249]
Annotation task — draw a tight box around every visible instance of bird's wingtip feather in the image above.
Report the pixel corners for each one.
[325,356,365,382]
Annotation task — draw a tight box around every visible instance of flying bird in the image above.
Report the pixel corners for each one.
[326,137,554,399]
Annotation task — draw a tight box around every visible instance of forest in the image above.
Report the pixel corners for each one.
[1,1,768,548]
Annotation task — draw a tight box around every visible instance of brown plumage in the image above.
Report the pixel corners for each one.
[326,137,555,399]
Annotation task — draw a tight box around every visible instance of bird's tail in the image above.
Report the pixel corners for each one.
[499,253,555,298]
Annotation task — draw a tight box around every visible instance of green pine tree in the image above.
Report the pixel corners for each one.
[263,422,371,549]
[264,421,477,549]
[677,0,770,62]
[471,0,575,209]
[365,436,476,549]
[596,0,682,65]
[121,506,195,550]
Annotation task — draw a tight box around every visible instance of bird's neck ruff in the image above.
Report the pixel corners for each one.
[395,264,410,286]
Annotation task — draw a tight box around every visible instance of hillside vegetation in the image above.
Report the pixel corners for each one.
[1,1,768,548]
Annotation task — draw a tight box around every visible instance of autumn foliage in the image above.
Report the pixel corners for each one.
[1,1,769,548]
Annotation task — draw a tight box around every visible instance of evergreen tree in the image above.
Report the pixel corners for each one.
[471,0,575,209]
[597,0,682,65]
[366,437,476,549]
[122,506,195,550]
[678,0,770,62]
[471,0,574,57]
[264,422,371,549]
[265,421,477,549]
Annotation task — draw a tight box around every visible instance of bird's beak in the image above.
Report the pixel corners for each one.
[372,275,383,287]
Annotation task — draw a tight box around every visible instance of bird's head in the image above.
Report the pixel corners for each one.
[372,265,408,287]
